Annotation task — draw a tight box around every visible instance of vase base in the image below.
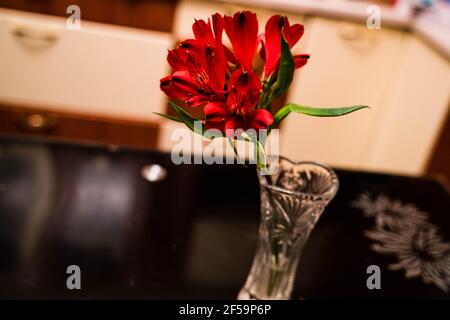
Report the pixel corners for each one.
[237,288,258,300]
[237,288,284,300]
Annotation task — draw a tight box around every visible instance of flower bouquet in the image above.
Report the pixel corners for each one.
[157,11,368,300]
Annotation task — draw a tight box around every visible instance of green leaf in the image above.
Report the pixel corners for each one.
[168,101,196,131]
[255,140,267,171]
[153,112,183,123]
[168,101,223,140]
[271,104,369,129]
[268,33,295,102]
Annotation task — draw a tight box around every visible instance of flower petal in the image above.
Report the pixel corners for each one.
[160,75,188,101]
[294,54,310,69]
[193,19,215,47]
[284,21,304,48]
[170,71,201,97]
[204,45,227,91]
[187,95,209,108]
[167,48,185,71]
[225,118,245,137]
[204,101,228,121]
[212,13,224,47]
[224,11,258,71]
[228,69,262,90]
[227,69,262,114]
[246,108,274,130]
[263,15,305,77]
[259,40,266,61]
[263,15,283,77]
[179,39,204,57]
[205,120,225,132]
[223,45,238,66]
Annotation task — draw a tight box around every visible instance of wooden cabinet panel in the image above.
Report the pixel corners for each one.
[0,104,159,149]
[427,110,450,184]
[0,0,177,32]
[427,109,450,186]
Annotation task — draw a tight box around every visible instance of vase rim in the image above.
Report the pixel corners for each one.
[259,156,339,202]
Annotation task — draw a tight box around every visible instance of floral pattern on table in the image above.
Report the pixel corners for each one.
[352,193,450,292]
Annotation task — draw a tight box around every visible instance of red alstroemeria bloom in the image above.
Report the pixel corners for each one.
[224,11,259,72]
[157,11,367,155]
[262,15,308,77]
[160,11,311,136]
[160,16,227,107]
[294,54,310,69]
[204,69,273,135]
[227,69,262,115]
[204,101,274,135]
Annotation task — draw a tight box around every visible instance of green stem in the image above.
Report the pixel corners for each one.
[267,267,284,297]
[253,137,283,297]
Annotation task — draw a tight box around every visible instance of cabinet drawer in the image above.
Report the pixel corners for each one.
[0,8,173,122]
[0,103,159,149]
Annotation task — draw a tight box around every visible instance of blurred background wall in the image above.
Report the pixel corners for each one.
[0,0,449,182]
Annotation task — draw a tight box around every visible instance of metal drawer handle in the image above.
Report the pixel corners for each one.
[16,113,59,131]
[12,26,58,45]
[338,25,362,41]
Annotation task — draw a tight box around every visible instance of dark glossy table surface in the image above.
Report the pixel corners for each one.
[0,136,449,299]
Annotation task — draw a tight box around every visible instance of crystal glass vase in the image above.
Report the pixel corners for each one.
[238,157,339,300]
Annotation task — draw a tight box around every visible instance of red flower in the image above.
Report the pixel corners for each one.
[160,17,227,107]
[224,11,259,71]
[204,69,273,135]
[262,15,307,77]
[203,101,228,132]
[204,101,274,135]
[227,69,261,115]
[160,11,309,135]
[294,54,310,69]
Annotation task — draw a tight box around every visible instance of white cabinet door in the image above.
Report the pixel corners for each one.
[281,17,404,169]
[0,8,173,121]
[174,0,226,40]
[363,35,450,174]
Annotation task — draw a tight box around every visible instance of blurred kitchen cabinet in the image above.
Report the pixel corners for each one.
[362,35,450,174]
[0,103,159,149]
[0,0,177,32]
[281,17,405,169]
[0,8,172,122]
[174,0,226,40]
[282,16,450,175]
[427,111,450,183]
